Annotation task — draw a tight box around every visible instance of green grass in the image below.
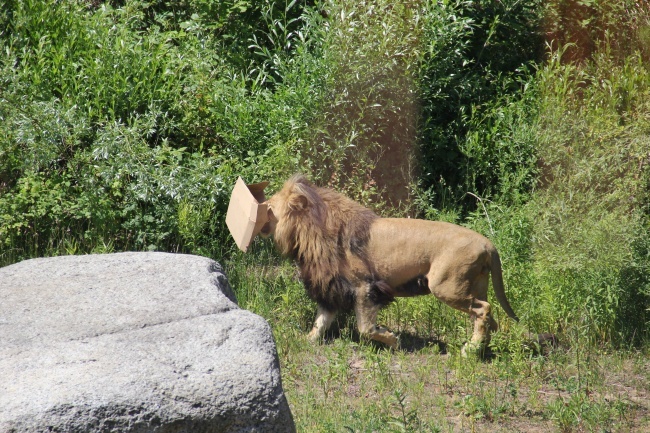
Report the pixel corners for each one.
[226,246,650,432]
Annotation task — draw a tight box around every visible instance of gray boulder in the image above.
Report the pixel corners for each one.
[0,252,295,433]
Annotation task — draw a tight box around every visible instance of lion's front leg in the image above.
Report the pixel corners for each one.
[307,305,336,343]
[355,287,398,348]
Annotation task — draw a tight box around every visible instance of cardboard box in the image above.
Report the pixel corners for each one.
[226,177,270,252]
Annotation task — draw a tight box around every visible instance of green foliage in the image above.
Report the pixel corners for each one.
[543,0,650,64]
[0,0,325,264]
[417,0,543,212]
[525,40,650,346]
[0,0,648,383]
[3,0,179,122]
[288,0,423,207]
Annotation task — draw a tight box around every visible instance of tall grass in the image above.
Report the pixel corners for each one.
[525,44,650,346]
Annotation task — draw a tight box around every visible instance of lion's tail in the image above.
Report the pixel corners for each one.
[489,248,519,322]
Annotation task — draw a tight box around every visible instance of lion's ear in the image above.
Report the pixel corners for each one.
[288,191,310,212]
[287,183,313,212]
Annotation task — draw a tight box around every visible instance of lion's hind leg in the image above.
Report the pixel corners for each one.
[461,298,498,357]
[427,272,497,357]
[308,305,337,343]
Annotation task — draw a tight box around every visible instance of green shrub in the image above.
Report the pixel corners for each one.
[0,0,324,263]
[284,0,423,207]
[525,45,650,345]
[417,0,543,213]
[543,0,650,64]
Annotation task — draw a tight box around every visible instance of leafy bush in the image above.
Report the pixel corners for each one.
[293,0,423,206]
[0,0,322,263]
[543,0,650,64]
[416,0,543,213]
[523,44,650,345]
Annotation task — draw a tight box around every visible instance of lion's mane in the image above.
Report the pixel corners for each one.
[271,175,378,312]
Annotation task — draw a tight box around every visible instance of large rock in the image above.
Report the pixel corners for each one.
[0,252,295,433]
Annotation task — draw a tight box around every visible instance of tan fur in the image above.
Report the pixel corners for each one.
[261,174,518,355]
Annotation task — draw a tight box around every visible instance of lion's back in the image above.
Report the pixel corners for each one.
[366,218,494,283]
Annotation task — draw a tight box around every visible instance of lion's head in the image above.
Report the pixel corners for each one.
[260,175,322,243]
[261,174,378,311]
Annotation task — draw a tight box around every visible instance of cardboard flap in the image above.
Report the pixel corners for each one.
[247,181,269,203]
[225,177,270,252]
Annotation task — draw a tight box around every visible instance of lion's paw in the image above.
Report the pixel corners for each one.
[461,341,487,358]
[307,328,322,344]
[370,326,399,349]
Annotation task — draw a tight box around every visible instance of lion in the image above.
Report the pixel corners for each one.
[260,174,518,355]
